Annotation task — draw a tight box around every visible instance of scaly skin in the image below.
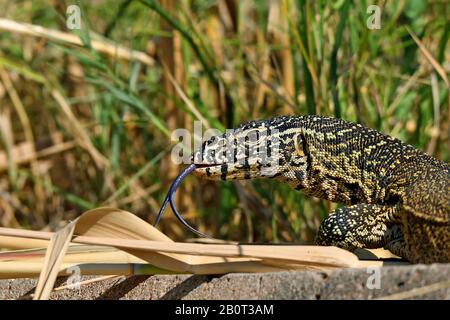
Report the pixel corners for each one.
[191,115,450,264]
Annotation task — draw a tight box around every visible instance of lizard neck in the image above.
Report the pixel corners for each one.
[274,155,377,206]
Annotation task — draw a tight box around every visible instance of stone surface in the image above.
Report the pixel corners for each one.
[1,264,449,300]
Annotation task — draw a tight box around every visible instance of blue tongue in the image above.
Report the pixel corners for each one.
[154,163,210,238]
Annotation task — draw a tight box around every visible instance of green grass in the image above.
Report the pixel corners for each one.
[0,0,448,243]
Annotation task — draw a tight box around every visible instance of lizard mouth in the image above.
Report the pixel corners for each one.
[192,163,224,178]
[194,163,221,168]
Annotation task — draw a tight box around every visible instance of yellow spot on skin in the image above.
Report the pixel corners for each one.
[294,133,305,157]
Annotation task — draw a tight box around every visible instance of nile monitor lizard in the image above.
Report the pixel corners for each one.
[190,115,450,264]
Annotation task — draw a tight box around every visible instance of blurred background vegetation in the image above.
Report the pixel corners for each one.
[0,0,448,243]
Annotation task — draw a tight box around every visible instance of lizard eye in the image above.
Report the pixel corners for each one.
[294,133,307,157]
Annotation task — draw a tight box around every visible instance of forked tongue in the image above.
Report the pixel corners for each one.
[154,163,210,238]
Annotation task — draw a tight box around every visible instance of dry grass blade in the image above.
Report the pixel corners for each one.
[0,18,154,66]
[0,69,37,169]
[33,220,77,300]
[71,237,362,268]
[386,69,421,116]
[163,62,211,128]
[0,141,33,173]
[406,27,449,88]
[0,245,152,279]
[249,67,296,110]
[0,244,285,278]
[0,140,75,173]
[0,235,50,250]
[51,89,108,169]
[0,207,380,280]
[0,102,16,178]
[426,72,441,155]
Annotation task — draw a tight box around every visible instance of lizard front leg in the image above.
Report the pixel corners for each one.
[315,204,404,252]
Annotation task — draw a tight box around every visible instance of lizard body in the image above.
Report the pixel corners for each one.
[192,115,450,264]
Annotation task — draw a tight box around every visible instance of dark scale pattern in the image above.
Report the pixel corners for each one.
[193,115,450,263]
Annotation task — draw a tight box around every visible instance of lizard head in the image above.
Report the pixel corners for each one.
[192,116,309,183]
